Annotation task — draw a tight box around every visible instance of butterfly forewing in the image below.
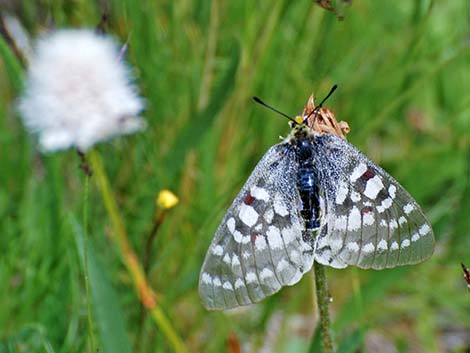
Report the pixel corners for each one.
[312,134,434,269]
[199,143,314,310]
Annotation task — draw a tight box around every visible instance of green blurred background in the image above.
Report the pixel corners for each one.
[0,1,469,352]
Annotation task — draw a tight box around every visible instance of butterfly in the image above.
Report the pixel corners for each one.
[199,86,435,310]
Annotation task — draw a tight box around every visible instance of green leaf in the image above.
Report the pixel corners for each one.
[71,217,135,353]
[336,329,365,353]
[0,33,24,92]
[307,326,322,353]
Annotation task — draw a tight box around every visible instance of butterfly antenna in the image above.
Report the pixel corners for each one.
[318,84,338,108]
[305,84,339,124]
[253,96,298,125]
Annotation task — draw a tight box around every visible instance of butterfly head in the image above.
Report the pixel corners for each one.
[289,115,307,127]
[287,117,314,141]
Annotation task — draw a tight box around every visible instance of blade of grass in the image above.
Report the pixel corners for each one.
[336,328,365,353]
[163,39,240,183]
[0,28,24,92]
[87,150,188,353]
[72,217,134,353]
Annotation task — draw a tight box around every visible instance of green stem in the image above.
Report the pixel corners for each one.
[82,170,97,352]
[314,262,334,353]
[88,150,187,353]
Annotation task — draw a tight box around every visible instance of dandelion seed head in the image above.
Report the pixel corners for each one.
[18,29,145,151]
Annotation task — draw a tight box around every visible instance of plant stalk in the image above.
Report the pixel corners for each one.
[81,167,97,352]
[88,150,187,353]
[314,261,334,353]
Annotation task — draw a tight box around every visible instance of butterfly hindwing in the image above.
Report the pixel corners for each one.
[199,143,314,310]
[312,134,434,269]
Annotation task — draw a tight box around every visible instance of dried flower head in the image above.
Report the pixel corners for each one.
[18,29,145,151]
[302,93,350,140]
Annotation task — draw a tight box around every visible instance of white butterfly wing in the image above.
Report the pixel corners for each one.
[199,143,314,310]
[312,134,435,269]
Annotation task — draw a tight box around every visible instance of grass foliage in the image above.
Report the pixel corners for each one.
[0,1,469,352]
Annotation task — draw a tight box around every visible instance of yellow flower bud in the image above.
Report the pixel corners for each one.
[156,190,179,210]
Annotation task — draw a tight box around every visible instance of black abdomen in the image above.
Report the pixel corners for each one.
[295,138,321,232]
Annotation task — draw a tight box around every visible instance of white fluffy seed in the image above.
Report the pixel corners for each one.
[18,29,145,151]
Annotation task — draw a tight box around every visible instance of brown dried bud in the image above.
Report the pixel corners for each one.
[302,93,350,140]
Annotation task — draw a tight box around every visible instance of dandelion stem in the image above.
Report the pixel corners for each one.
[88,150,188,353]
[314,262,334,353]
[82,171,97,352]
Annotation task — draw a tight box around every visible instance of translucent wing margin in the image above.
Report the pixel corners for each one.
[312,134,435,269]
[199,143,314,310]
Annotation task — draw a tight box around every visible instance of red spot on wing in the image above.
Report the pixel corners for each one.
[360,168,375,181]
[243,193,255,205]
[251,234,260,243]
